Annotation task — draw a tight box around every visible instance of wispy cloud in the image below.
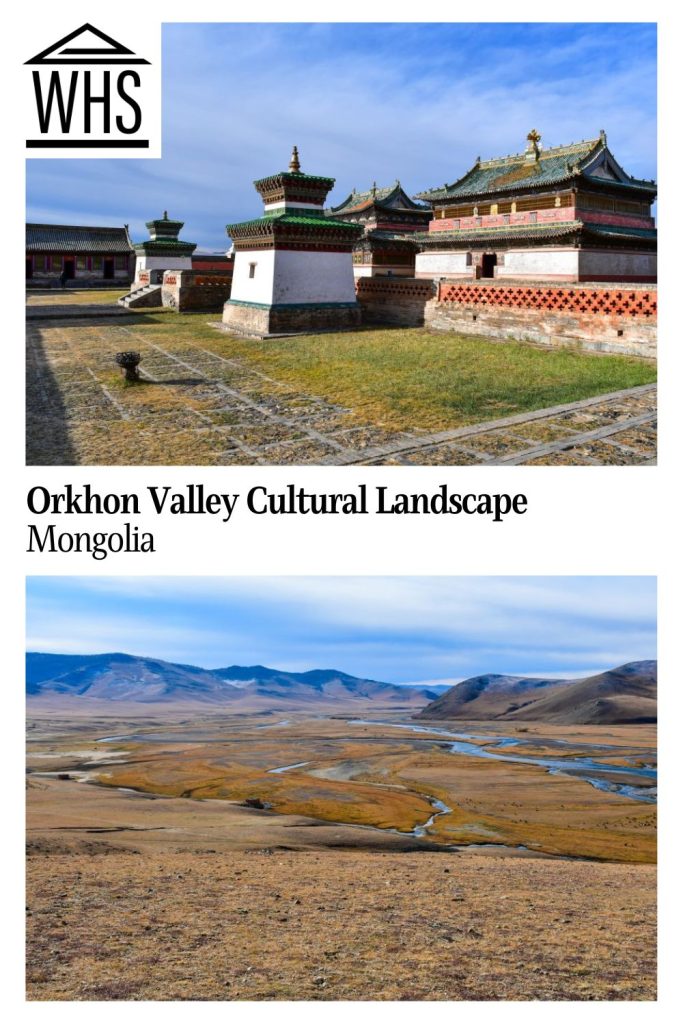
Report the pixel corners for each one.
[26,22,656,249]
[26,576,657,683]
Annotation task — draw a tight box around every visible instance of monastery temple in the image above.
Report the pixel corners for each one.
[327,182,431,277]
[413,130,656,283]
[26,224,133,286]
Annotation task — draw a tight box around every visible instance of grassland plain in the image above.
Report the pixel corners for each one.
[26,292,656,465]
[26,711,656,1001]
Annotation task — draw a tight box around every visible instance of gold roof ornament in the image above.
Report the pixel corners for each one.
[289,145,301,173]
[525,129,542,162]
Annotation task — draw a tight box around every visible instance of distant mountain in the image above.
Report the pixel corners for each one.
[25,652,437,708]
[415,661,657,724]
[214,664,441,704]
[26,652,240,703]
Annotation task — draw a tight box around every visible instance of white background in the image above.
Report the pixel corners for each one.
[22,19,161,158]
[5,1,682,1020]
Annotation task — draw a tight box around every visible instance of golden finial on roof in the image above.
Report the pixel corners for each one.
[163,210,168,219]
[289,145,301,173]
[371,181,377,197]
[525,129,542,162]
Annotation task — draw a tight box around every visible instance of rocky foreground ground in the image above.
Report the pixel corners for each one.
[27,840,655,1001]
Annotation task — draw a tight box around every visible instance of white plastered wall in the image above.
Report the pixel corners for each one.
[231,248,357,305]
[495,249,579,279]
[272,250,357,303]
[415,251,472,277]
[230,250,276,304]
[577,249,657,280]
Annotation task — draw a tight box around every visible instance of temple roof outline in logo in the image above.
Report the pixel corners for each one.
[25,23,150,65]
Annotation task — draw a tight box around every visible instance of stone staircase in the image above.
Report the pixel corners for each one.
[118,283,162,308]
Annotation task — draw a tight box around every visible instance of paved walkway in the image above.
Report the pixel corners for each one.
[26,311,656,466]
[351,384,657,466]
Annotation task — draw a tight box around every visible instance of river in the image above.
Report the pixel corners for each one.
[349,720,657,803]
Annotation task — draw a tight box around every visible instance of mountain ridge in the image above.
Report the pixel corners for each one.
[25,652,441,707]
[415,660,657,724]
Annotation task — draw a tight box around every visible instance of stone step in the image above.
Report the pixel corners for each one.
[118,284,163,308]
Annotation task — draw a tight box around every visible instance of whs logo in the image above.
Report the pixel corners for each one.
[24,22,160,157]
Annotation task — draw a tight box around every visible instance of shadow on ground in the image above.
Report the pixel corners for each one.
[26,324,76,465]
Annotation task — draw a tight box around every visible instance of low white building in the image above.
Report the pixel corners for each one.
[223,147,363,337]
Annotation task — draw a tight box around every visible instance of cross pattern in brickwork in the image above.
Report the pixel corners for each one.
[357,279,435,300]
[437,284,657,318]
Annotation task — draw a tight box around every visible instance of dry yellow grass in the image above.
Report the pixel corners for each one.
[26,306,656,465]
[26,836,656,1001]
[26,709,658,1001]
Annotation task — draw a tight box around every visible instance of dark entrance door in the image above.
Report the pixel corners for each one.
[26,258,33,279]
[63,257,76,280]
[482,253,497,278]
[103,258,115,279]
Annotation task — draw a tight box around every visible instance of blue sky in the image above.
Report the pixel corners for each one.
[26,576,656,685]
[26,22,657,251]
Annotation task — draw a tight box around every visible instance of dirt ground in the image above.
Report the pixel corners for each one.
[26,822,656,1000]
[26,297,656,466]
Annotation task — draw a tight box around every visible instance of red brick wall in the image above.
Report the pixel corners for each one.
[430,207,576,233]
[437,282,657,318]
[355,277,656,358]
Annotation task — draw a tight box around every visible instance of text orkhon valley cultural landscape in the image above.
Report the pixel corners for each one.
[26,483,528,560]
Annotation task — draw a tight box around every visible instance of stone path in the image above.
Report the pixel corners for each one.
[26,314,656,466]
[351,385,657,466]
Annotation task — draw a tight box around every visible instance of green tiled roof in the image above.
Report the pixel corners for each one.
[415,219,657,248]
[329,182,430,216]
[416,136,657,203]
[253,171,335,187]
[582,173,657,193]
[364,229,419,249]
[134,240,196,252]
[227,213,362,235]
[583,223,657,242]
[26,223,133,253]
[415,220,584,245]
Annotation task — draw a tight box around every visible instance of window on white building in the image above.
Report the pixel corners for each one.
[249,263,257,279]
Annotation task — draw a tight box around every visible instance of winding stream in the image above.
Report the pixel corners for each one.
[91,717,655,849]
[349,720,657,803]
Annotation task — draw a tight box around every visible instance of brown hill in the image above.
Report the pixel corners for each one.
[507,660,657,724]
[415,661,657,724]
[415,672,572,720]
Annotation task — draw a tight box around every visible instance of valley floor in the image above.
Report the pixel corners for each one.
[26,711,657,1000]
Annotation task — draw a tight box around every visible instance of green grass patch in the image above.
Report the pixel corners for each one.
[133,315,656,432]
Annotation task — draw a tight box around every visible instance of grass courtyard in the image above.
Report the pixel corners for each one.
[26,302,657,465]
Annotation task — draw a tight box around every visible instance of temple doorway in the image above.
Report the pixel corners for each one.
[103,258,115,279]
[482,253,497,278]
[63,258,76,280]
